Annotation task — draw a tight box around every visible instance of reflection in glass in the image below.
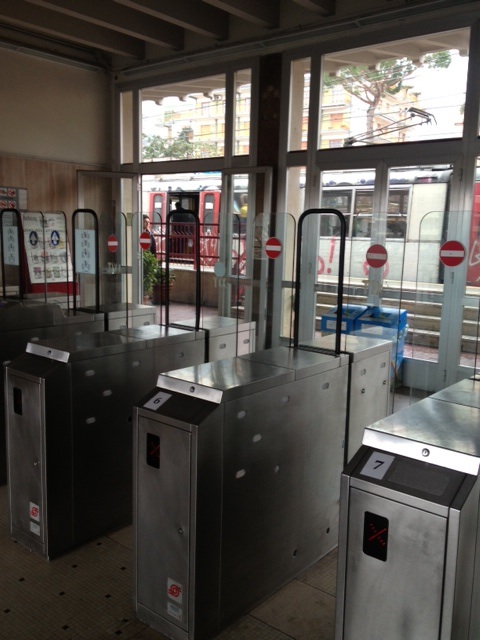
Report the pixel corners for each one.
[120,91,133,164]
[288,58,310,152]
[234,69,251,156]
[286,166,305,216]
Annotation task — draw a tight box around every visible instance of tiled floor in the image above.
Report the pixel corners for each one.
[0,482,337,640]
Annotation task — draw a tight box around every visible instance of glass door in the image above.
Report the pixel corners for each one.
[218,168,273,343]
[315,158,477,395]
[77,171,139,305]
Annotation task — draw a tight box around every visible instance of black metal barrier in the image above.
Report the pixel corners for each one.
[294,208,346,354]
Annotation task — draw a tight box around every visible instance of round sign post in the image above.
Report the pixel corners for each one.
[366,244,388,269]
[139,231,152,251]
[107,234,119,253]
[439,240,466,267]
[265,237,282,259]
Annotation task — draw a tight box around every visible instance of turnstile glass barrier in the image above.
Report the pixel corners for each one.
[336,394,480,640]
[304,333,392,462]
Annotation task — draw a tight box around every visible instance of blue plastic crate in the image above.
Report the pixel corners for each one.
[354,307,408,384]
[354,306,407,332]
[320,304,369,334]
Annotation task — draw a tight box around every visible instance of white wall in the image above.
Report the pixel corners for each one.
[0,48,110,165]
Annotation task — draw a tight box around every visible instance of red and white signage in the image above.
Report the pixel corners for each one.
[366,244,388,269]
[439,240,465,267]
[107,234,119,253]
[29,501,40,522]
[139,231,152,251]
[265,237,282,259]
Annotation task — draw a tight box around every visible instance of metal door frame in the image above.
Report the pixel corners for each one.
[218,167,272,328]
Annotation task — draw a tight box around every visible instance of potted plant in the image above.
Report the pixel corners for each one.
[142,250,159,302]
[152,264,175,305]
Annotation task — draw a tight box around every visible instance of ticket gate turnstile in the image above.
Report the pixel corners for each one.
[430,375,480,409]
[5,326,205,559]
[82,301,156,331]
[336,396,480,640]
[173,315,256,361]
[0,299,105,485]
[134,346,349,640]
[305,333,392,462]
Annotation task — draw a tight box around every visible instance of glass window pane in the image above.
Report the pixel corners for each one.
[462,158,480,369]
[286,166,305,214]
[141,74,226,162]
[320,168,377,238]
[320,28,469,148]
[120,91,133,164]
[235,69,251,156]
[141,171,221,266]
[288,58,310,151]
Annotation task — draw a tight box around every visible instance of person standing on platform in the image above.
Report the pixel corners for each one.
[143,215,156,254]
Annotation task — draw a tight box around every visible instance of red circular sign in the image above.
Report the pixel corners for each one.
[265,237,282,259]
[107,234,119,253]
[139,231,152,251]
[366,244,388,269]
[439,240,465,267]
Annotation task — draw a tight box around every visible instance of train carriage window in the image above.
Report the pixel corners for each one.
[352,190,373,238]
[202,194,216,233]
[353,215,372,238]
[151,193,164,223]
[354,191,374,215]
[321,190,352,213]
[387,216,407,238]
[320,214,348,237]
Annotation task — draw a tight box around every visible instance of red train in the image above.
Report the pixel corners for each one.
[145,187,244,268]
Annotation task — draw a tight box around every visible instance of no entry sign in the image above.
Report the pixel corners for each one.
[366,244,388,269]
[139,231,152,251]
[107,234,119,253]
[439,240,465,267]
[265,237,282,259]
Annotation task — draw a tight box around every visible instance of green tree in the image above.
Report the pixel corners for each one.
[142,126,216,160]
[323,52,451,143]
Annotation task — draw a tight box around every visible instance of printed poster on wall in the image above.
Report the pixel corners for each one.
[3,223,20,266]
[0,186,27,210]
[75,228,96,275]
[1,187,27,266]
[22,212,73,284]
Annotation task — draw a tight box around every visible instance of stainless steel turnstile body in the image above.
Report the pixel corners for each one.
[336,396,480,640]
[5,326,205,559]
[84,302,156,331]
[0,300,104,485]
[134,346,349,640]
[306,333,392,461]
[431,376,480,409]
[174,316,256,361]
[111,324,206,374]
